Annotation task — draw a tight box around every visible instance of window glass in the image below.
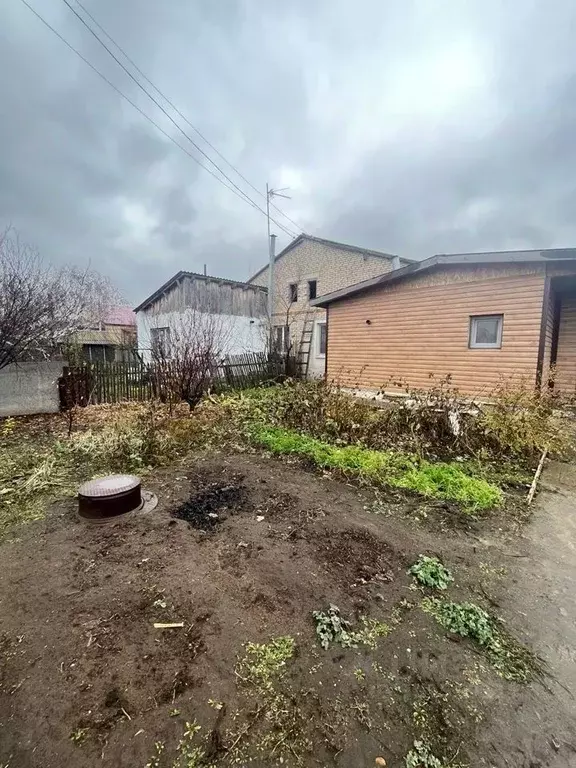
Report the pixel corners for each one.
[318,323,327,355]
[308,280,317,300]
[469,315,503,348]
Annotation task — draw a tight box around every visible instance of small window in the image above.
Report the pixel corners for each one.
[317,322,327,356]
[150,326,171,357]
[289,283,298,303]
[273,325,290,353]
[469,315,503,349]
[308,280,317,300]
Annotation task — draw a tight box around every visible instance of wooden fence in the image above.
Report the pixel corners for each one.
[59,353,291,408]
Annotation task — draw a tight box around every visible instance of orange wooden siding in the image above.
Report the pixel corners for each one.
[326,266,546,396]
[555,296,576,394]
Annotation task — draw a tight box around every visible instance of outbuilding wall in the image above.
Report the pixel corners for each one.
[325,264,547,396]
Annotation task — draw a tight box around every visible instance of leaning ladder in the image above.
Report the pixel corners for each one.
[298,316,315,378]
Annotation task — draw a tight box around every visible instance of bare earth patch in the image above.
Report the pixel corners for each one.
[0,452,573,767]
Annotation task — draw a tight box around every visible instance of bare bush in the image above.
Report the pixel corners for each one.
[233,373,572,465]
[0,226,121,370]
[150,309,231,410]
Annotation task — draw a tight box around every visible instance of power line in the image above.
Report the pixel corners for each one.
[58,0,298,238]
[73,0,305,235]
[17,0,297,239]
[17,0,282,226]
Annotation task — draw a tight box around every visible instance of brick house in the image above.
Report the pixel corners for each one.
[247,235,412,376]
[311,248,576,396]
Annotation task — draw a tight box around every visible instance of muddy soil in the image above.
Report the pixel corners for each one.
[0,452,574,768]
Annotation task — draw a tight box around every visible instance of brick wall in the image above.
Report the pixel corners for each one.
[249,238,394,316]
[249,238,395,374]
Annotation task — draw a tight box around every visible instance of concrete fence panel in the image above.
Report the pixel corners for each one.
[0,361,64,417]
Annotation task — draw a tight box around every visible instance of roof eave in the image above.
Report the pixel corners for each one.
[134,270,267,313]
[311,249,576,307]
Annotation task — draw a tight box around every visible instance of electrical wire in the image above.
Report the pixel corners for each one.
[58,0,298,238]
[73,0,306,235]
[17,0,297,238]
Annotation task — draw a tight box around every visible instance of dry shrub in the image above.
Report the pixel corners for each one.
[479,377,571,459]
[236,374,572,465]
[236,378,386,447]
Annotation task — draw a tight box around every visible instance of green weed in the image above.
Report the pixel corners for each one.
[312,605,356,649]
[145,722,215,768]
[404,740,447,768]
[232,636,311,764]
[312,606,391,650]
[422,598,541,682]
[236,636,295,692]
[251,425,502,512]
[351,617,392,649]
[69,727,89,745]
[409,556,454,590]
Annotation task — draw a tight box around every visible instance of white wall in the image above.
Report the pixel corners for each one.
[306,318,326,378]
[0,361,64,417]
[137,309,266,364]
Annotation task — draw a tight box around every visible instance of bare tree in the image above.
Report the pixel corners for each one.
[0,227,121,371]
[149,309,231,411]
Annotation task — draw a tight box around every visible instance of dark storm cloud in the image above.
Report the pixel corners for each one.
[2,0,576,304]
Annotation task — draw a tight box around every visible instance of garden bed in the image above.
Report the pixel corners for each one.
[0,383,572,767]
[0,449,557,768]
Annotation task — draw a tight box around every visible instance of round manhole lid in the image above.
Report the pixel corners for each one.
[79,474,140,498]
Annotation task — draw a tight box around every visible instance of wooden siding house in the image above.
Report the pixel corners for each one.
[134,271,268,363]
[312,249,576,397]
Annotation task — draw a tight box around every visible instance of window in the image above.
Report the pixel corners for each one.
[308,280,317,300]
[469,315,503,349]
[289,283,298,303]
[273,325,290,353]
[317,322,327,356]
[150,326,171,357]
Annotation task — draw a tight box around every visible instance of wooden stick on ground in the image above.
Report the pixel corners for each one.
[527,448,548,505]
[153,622,184,629]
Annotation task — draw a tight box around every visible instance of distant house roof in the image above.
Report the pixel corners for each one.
[104,306,136,326]
[247,234,415,283]
[134,270,267,313]
[73,328,125,346]
[311,247,576,308]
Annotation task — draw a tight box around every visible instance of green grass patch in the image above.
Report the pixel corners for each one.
[422,598,541,683]
[250,425,502,512]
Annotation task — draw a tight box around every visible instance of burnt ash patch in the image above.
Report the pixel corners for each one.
[172,482,247,530]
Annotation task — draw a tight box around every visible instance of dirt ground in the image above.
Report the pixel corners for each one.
[1,451,575,768]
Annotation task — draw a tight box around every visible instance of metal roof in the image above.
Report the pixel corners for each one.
[104,306,136,326]
[134,270,267,313]
[311,247,576,308]
[247,234,414,283]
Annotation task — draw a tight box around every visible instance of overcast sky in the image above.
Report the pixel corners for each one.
[2,0,576,305]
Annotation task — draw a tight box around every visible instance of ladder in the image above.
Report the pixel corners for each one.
[297,316,314,378]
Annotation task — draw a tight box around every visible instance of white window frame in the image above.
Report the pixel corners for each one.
[316,321,327,358]
[469,314,503,349]
[150,326,171,357]
[273,324,290,353]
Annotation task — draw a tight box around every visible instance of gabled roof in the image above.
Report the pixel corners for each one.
[134,270,267,313]
[104,306,136,326]
[247,234,414,283]
[311,247,576,308]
